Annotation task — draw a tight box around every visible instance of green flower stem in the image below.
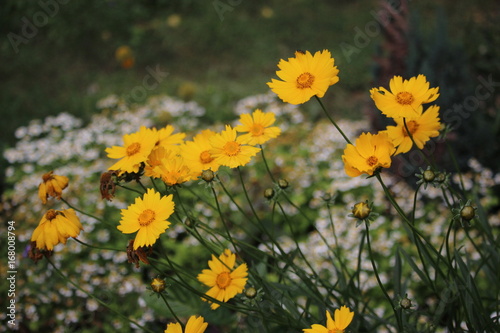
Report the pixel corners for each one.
[60,198,115,229]
[159,293,184,330]
[73,238,124,252]
[210,184,238,252]
[364,221,402,331]
[259,145,276,183]
[117,184,144,196]
[326,204,353,282]
[47,258,155,333]
[315,95,352,145]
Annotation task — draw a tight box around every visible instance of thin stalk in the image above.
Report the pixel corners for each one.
[314,96,351,144]
[259,145,276,183]
[159,293,184,329]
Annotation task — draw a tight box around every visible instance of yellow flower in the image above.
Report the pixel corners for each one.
[164,315,208,333]
[38,171,69,204]
[144,146,173,178]
[209,125,260,168]
[156,125,186,149]
[303,306,354,333]
[117,188,174,249]
[342,132,395,177]
[267,49,339,105]
[197,249,248,310]
[31,209,83,251]
[157,155,194,186]
[181,130,221,178]
[370,74,439,119]
[235,109,282,145]
[105,126,158,173]
[384,105,441,154]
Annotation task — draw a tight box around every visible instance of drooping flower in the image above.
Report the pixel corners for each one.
[181,130,221,178]
[144,146,173,179]
[117,188,174,249]
[164,315,208,333]
[370,74,439,119]
[342,132,395,177]
[38,171,69,204]
[209,125,260,168]
[303,306,354,333]
[235,109,281,145]
[105,126,158,173]
[31,209,83,251]
[384,105,441,154]
[197,249,248,310]
[267,49,340,105]
[157,155,194,186]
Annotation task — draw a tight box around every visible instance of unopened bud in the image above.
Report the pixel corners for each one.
[423,169,436,182]
[460,205,475,221]
[264,188,275,199]
[244,287,257,299]
[201,169,215,182]
[400,296,412,309]
[278,179,289,189]
[352,202,371,220]
[150,277,166,293]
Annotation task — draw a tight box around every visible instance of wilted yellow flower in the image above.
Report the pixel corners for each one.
[370,74,439,119]
[267,50,339,105]
[303,306,354,333]
[342,132,395,177]
[106,126,158,173]
[209,125,260,168]
[31,209,83,251]
[384,105,441,154]
[197,249,248,310]
[117,188,174,249]
[38,171,69,204]
[235,109,281,145]
[164,315,208,333]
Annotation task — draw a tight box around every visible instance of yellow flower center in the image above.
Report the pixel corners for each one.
[200,150,214,164]
[45,209,58,221]
[216,272,232,289]
[402,120,419,137]
[138,209,156,226]
[367,156,378,166]
[126,142,141,156]
[396,91,414,105]
[222,141,241,156]
[250,123,265,137]
[42,172,54,182]
[296,72,315,89]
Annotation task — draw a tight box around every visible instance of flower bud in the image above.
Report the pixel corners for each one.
[201,169,215,182]
[264,188,275,199]
[400,296,412,309]
[434,172,446,183]
[352,202,371,220]
[244,287,257,299]
[460,205,476,221]
[150,277,166,293]
[423,169,436,182]
[277,179,289,189]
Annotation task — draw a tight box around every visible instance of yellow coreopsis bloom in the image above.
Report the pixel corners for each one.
[105,126,158,173]
[31,209,83,251]
[164,315,208,333]
[181,130,221,178]
[303,306,354,333]
[157,155,194,186]
[209,125,260,168]
[144,146,173,179]
[267,49,339,105]
[370,74,439,119]
[384,105,441,154]
[155,125,186,149]
[235,109,282,145]
[117,188,174,249]
[342,132,395,177]
[197,249,248,310]
[38,171,69,204]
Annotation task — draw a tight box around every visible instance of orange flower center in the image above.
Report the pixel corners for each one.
[250,123,265,137]
[42,172,54,182]
[45,209,58,221]
[126,142,141,156]
[216,272,232,289]
[367,156,378,166]
[200,150,214,164]
[402,120,419,137]
[296,72,315,89]
[138,209,156,226]
[222,141,241,156]
[396,91,414,105]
